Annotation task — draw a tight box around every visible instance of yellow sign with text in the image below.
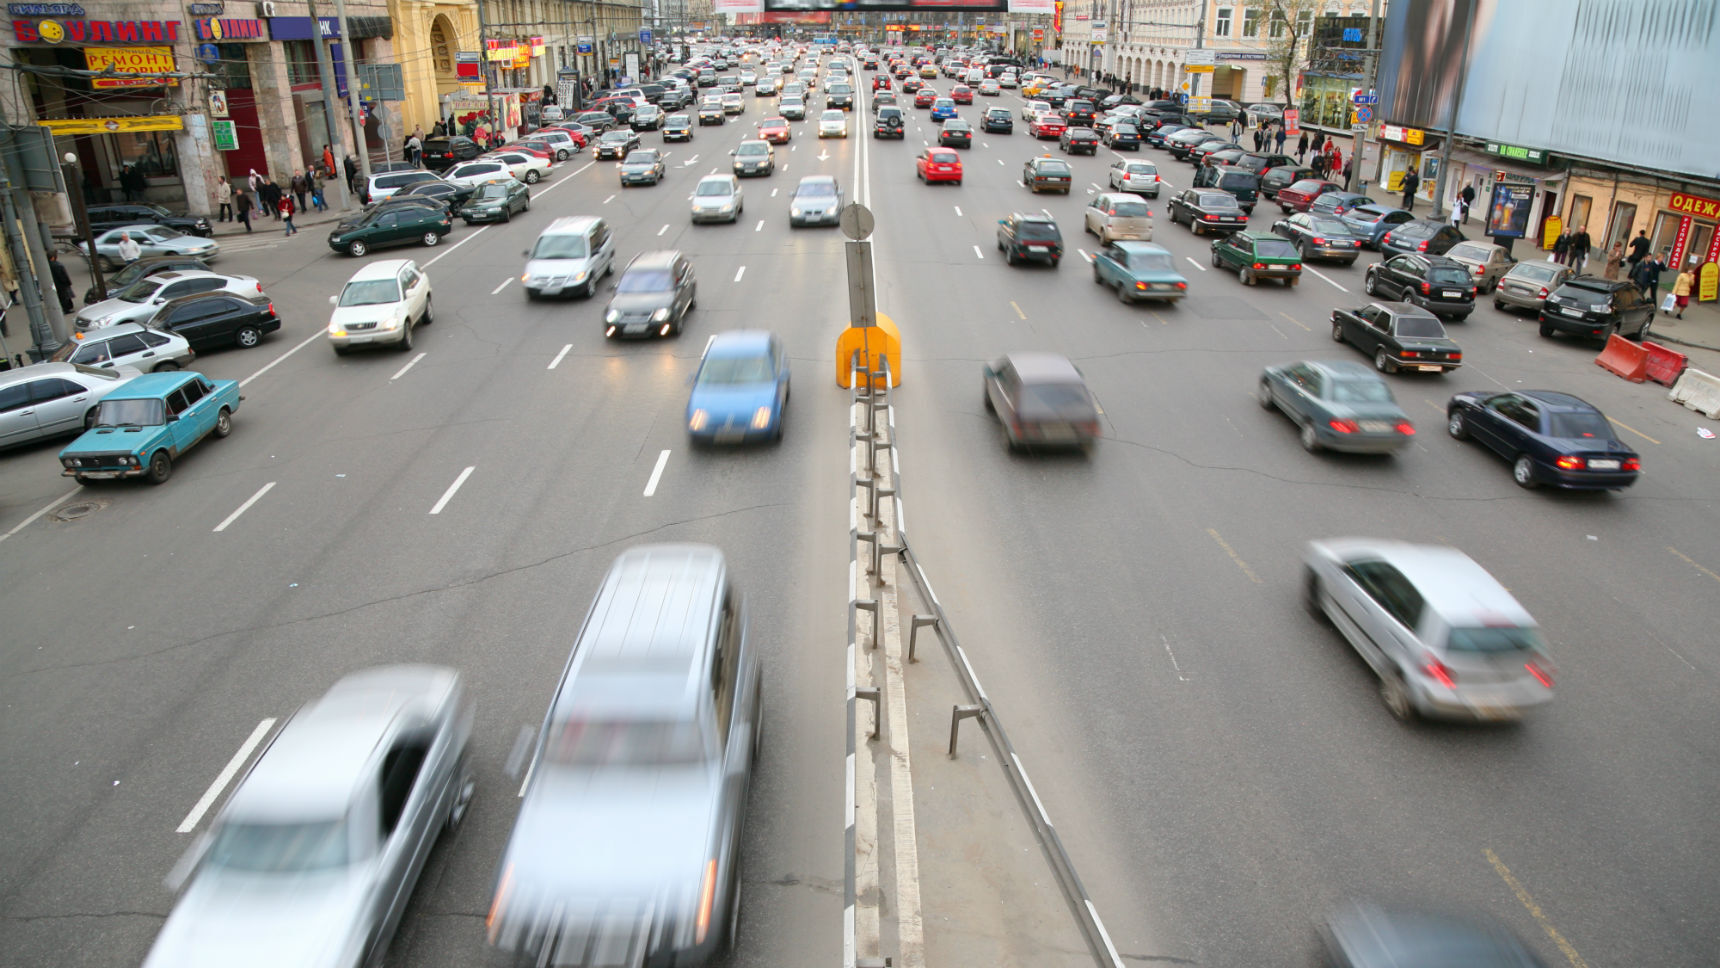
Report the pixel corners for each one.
[84,46,178,89]
[37,115,184,136]
[1184,63,1215,73]
[1699,261,1718,302]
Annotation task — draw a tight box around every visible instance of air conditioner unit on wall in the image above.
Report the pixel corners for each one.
[256,1,278,18]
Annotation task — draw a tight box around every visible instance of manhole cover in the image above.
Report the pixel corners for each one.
[53,500,106,521]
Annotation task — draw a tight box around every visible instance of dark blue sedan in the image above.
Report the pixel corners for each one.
[1446,389,1640,490]
[687,330,790,444]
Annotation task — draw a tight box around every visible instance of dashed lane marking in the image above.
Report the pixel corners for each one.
[177,719,277,833]
[548,344,572,370]
[491,277,513,295]
[1010,300,1026,319]
[390,352,426,382]
[428,466,475,515]
[643,449,671,497]
[734,265,747,282]
[212,482,276,533]
[1186,256,1207,272]
[1607,417,1660,445]
[1484,848,1593,968]
[1206,527,1261,584]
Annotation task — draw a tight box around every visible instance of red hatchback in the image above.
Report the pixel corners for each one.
[951,84,974,104]
[916,147,963,184]
[1277,179,1345,214]
[757,116,791,144]
[1031,115,1068,140]
[914,88,938,108]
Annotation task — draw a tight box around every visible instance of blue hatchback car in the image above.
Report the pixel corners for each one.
[58,370,240,484]
[687,331,790,444]
[930,98,958,122]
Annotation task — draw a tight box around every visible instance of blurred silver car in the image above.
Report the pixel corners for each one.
[1304,538,1555,722]
[488,544,763,967]
[1493,260,1575,315]
[144,666,474,968]
[75,269,262,331]
[49,322,195,372]
[0,362,143,449]
[691,174,744,223]
[93,224,219,270]
[1442,240,1517,293]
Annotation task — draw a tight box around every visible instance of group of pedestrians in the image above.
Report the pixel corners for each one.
[212,163,330,235]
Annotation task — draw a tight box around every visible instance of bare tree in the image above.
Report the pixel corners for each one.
[1247,0,1317,104]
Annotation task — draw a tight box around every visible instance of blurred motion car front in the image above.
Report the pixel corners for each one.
[687,331,790,443]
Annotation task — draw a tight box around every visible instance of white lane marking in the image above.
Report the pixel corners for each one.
[428,465,475,515]
[1306,266,1350,292]
[0,488,80,545]
[709,167,719,174]
[602,193,616,204]
[420,224,489,269]
[490,277,513,295]
[548,344,573,369]
[755,218,765,232]
[177,718,276,833]
[973,244,984,260]
[538,161,593,196]
[1040,208,1053,220]
[982,142,990,148]
[734,265,747,282]
[390,351,427,382]
[953,205,963,216]
[1079,249,1094,263]
[212,481,276,533]
[1186,256,1208,272]
[643,449,671,497]
[658,223,669,236]
[239,329,322,388]
[770,187,779,197]
[997,159,1005,166]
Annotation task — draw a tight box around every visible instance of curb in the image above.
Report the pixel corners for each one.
[1649,332,1720,353]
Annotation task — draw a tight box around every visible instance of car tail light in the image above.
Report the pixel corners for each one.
[1252,262,1266,269]
[1448,351,1462,361]
[1175,281,1187,289]
[267,302,276,316]
[1396,422,1416,435]
[1525,660,1555,688]
[1472,264,1485,275]
[444,151,453,158]
[1622,457,1641,471]
[1420,281,1432,295]
[1417,240,1429,251]
[1136,281,1149,290]
[255,282,263,292]
[1424,656,1456,689]
[1290,264,1302,271]
[1402,350,1420,358]
[1327,419,1358,434]
[1555,455,1584,470]
[1537,287,1550,298]
[1313,237,1327,246]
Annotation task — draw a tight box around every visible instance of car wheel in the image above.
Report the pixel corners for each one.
[1299,421,1320,452]
[1380,673,1416,721]
[1331,321,1345,342]
[213,407,233,438]
[152,360,180,372]
[398,322,414,352]
[1601,322,1618,344]
[348,240,369,257]
[1115,281,1132,303]
[1364,272,1377,296]
[1242,269,1257,286]
[1093,265,1104,285]
[1539,321,1554,338]
[445,758,476,833]
[1374,347,1396,374]
[1494,296,1505,310]
[583,276,598,298]
[1512,454,1538,489]
[422,297,434,325]
[235,325,262,349]
[422,232,441,247]
[1210,248,1222,268]
[502,207,512,222]
[146,450,172,485]
[1257,379,1275,410]
[525,170,541,184]
[1638,317,1652,341]
[333,344,351,355]
[1447,409,1469,439]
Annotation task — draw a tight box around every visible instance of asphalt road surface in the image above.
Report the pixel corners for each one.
[2,60,1718,968]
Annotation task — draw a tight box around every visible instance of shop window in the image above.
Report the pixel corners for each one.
[1215,6,1233,36]
[119,131,178,179]
[1651,212,1683,263]
[1568,194,1592,235]
[1684,222,1714,270]
[210,43,252,90]
[1605,202,1637,252]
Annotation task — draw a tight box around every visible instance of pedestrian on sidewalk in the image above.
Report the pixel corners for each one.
[48,253,73,314]
[1312,132,1326,155]
[116,232,142,265]
[1459,184,1475,225]
[1672,262,1695,317]
[217,176,233,222]
[1231,117,1242,140]
[406,131,422,167]
[322,145,336,178]
[1252,127,1264,152]
[310,168,326,211]
[291,169,308,213]
[1400,168,1419,212]
[1627,229,1651,265]
[120,163,146,202]
[1570,226,1591,274]
[1552,230,1570,264]
[1312,152,1328,178]
[261,176,283,219]
[1296,131,1308,163]
[278,194,297,235]
[1632,251,1666,307]
[234,188,253,232]
[1450,198,1466,227]
[1602,241,1625,280]
[1275,126,1287,153]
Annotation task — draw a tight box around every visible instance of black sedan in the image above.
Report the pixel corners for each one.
[1258,359,1416,454]
[391,179,476,210]
[595,129,643,159]
[85,203,211,240]
[1103,123,1142,149]
[1447,389,1641,490]
[1166,189,1248,236]
[937,119,974,148]
[1272,213,1364,264]
[1364,254,1476,320]
[981,108,1014,133]
[1331,301,1463,374]
[144,292,281,351]
[1145,123,1189,147]
[1059,126,1100,155]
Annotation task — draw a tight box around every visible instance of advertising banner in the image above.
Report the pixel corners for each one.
[37,115,183,135]
[714,0,765,12]
[212,119,238,150]
[1009,0,1054,13]
[84,45,177,88]
[1487,182,1534,240]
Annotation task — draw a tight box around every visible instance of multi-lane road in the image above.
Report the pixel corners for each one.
[2,61,1718,968]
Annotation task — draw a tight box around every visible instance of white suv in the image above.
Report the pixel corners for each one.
[327,259,433,354]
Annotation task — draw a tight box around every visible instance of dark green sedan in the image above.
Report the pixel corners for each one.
[1210,230,1303,286]
[328,205,452,257]
[458,179,530,224]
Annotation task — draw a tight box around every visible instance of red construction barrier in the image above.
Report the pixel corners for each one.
[1595,334,1649,382]
[1641,340,1689,387]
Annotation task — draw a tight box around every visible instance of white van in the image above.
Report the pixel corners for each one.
[521,216,615,299]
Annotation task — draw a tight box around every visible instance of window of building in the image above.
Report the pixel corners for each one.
[1605,201,1637,252]
[118,130,178,179]
[1650,211,1683,263]
[1297,10,1314,35]
[1242,8,1261,36]
[1270,9,1288,38]
[1215,6,1233,36]
[211,43,253,90]
[1568,194,1592,234]
[283,40,319,86]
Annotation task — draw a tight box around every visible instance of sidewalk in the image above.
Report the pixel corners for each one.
[208,201,356,239]
[1648,296,1720,353]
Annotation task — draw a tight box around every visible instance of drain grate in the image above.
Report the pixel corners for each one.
[53,501,105,522]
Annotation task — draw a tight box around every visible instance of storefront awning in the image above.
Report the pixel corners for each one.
[1449,146,1565,184]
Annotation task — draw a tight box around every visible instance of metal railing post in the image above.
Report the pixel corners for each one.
[908,614,938,663]
[948,704,984,756]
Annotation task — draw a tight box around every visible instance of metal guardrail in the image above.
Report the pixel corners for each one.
[841,350,1126,968]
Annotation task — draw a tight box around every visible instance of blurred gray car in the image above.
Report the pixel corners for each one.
[1493,260,1574,314]
[0,362,144,449]
[1338,204,1416,249]
[488,544,762,967]
[1443,240,1517,293]
[143,666,474,968]
[1257,360,1415,454]
[93,224,220,270]
[49,321,195,372]
[1303,538,1555,722]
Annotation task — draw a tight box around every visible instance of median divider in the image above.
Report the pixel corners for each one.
[1594,333,1649,382]
[1641,340,1689,387]
[1668,366,1720,418]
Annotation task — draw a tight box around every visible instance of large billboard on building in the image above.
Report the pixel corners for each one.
[764,0,1009,11]
[1376,0,1720,180]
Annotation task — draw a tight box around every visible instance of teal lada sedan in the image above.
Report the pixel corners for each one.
[1091,241,1189,303]
[59,371,240,484]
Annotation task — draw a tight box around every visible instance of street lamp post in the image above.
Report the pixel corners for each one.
[61,152,104,301]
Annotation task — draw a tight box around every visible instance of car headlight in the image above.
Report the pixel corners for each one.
[689,409,709,431]
[791,206,804,216]
[573,270,587,283]
[379,314,400,330]
[752,406,773,429]
[605,309,620,323]
[651,308,671,322]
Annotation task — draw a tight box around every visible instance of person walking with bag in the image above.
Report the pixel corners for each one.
[216,176,233,222]
[310,167,327,211]
[1459,184,1476,225]
[1602,241,1625,280]
[234,187,252,232]
[1296,131,1309,163]
[1671,262,1695,318]
[278,193,297,236]
[1632,251,1666,308]
[1569,226,1591,274]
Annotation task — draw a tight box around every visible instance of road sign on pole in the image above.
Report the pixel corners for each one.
[1354,104,1374,124]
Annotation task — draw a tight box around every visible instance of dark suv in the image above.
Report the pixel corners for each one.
[1191,165,1260,214]
[1538,277,1654,343]
[1364,254,1475,320]
[997,213,1064,267]
[1063,99,1097,125]
[421,136,483,172]
[85,203,210,240]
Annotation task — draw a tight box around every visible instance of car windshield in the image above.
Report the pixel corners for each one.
[797,181,837,197]
[544,717,709,767]
[1447,243,1491,261]
[1126,165,1155,176]
[105,262,156,288]
[531,235,586,259]
[601,131,630,142]
[617,269,673,293]
[695,180,733,197]
[473,184,511,200]
[1036,161,1070,174]
[1018,222,1059,240]
[821,111,844,121]
[1395,315,1447,338]
[736,143,768,156]
[625,152,659,164]
[116,278,167,304]
[206,818,351,873]
[1548,412,1614,439]
[92,397,165,427]
[1329,379,1394,403]
[1427,267,1472,286]
[339,279,403,306]
[1310,218,1349,236]
[1108,200,1150,217]
[1255,239,1298,258]
[1446,626,1545,654]
[1124,251,1175,271]
[698,354,774,385]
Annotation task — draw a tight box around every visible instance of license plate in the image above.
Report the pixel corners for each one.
[1588,459,1620,470]
[1562,306,1582,316]
[1360,420,1391,432]
[1419,365,1442,372]
[1471,703,1512,721]
[1442,290,1462,298]
[625,324,647,334]
[543,286,562,295]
